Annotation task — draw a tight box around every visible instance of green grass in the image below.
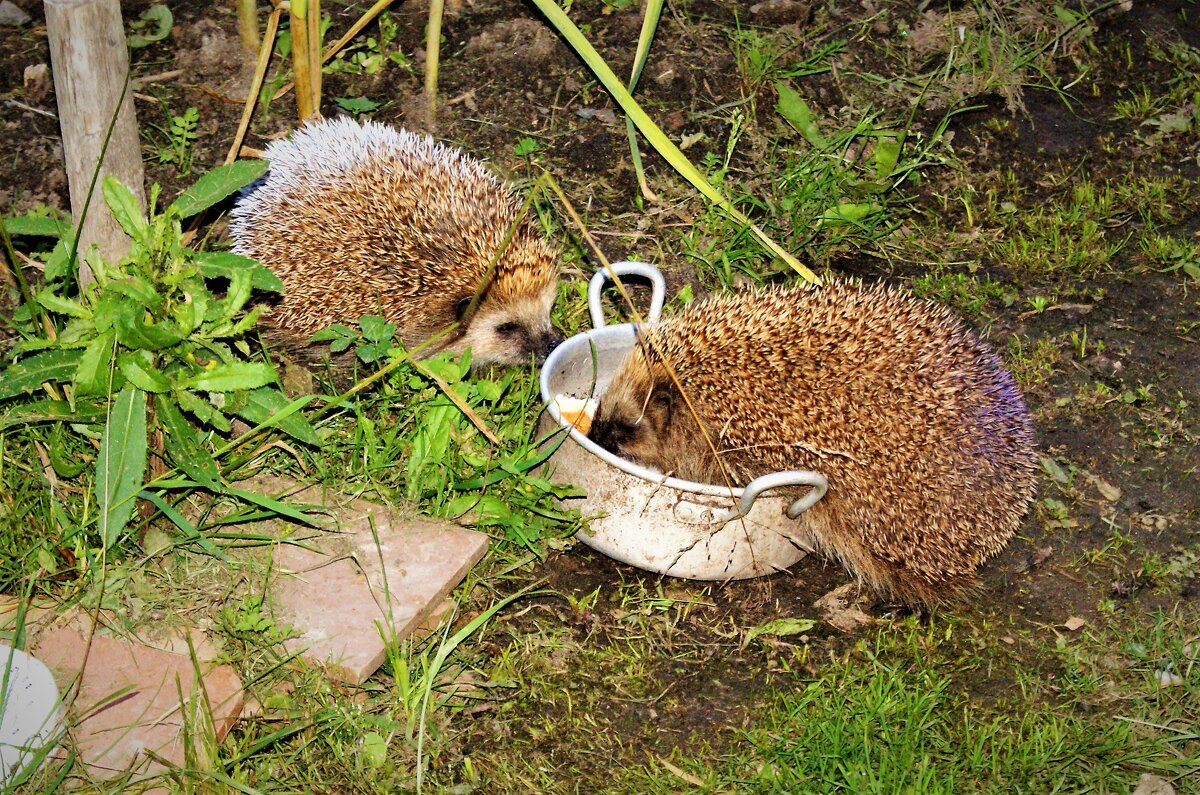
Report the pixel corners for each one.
[430,612,1199,793]
[709,621,1198,794]
[5,0,1200,792]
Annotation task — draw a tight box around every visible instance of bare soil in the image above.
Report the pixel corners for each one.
[1,0,1197,788]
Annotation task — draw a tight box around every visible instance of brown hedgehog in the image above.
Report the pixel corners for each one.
[588,281,1038,605]
[229,117,560,368]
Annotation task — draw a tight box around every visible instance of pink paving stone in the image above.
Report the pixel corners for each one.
[270,518,488,684]
[232,476,489,684]
[26,619,243,777]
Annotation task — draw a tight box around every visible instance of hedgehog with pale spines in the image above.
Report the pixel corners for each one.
[588,281,1038,606]
[229,117,560,368]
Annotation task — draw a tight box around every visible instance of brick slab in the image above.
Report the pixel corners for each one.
[227,476,489,684]
[270,519,487,684]
[26,620,243,777]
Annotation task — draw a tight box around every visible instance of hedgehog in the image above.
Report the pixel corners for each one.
[588,280,1038,606]
[229,117,561,369]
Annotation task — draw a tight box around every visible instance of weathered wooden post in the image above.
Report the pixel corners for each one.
[44,0,146,287]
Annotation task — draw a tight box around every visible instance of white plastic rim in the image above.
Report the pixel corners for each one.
[0,644,64,786]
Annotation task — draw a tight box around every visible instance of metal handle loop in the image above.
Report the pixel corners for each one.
[587,261,667,330]
[707,470,828,525]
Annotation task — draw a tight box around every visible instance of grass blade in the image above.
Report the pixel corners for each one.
[138,489,229,560]
[528,0,820,284]
[625,0,665,202]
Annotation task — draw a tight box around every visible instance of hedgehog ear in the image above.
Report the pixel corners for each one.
[647,382,675,425]
[454,297,472,322]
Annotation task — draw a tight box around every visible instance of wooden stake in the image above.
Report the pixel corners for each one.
[44,0,147,287]
[236,0,262,80]
[290,0,319,122]
[307,0,321,117]
[424,0,444,122]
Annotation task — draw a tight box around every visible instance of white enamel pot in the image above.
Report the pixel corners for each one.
[539,262,828,580]
[1,644,64,786]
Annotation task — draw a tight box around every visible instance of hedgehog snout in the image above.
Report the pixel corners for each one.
[540,328,563,361]
[587,412,639,458]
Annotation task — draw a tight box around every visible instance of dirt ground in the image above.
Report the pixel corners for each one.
[2,0,1198,788]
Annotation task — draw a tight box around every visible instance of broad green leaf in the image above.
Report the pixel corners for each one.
[334,96,381,115]
[818,202,879,225]
[156,394,220,490]
[73,330,116,396]
[95,386,148,547]
[195,251,284,292]
[873,138,903,180]
[127,4,173,48]
[47,430,92,477]
[183,361,274,393]
[361,732,387,768]
[92,290,122,334]
[101,176,149,245]
[186,289,211,332]
[171,292,199,334]
[311,324,353,343]
[234,387,320,446]
[475,379,503,402]
[218,266,253,319]
[113,303,186,351]
[44,236,75,283]
[358,315,396,344]
[226,305,264,338]
[0,399,106,431]
[0,349,84,399]
[406,402,458,499]
[169,160,268,219]
[35,289,91,319]
[118,352,171,393]
[776,82,827,148]
[176,388,232,432]
[108,276,163,310]
[744,617,817,647]
[2,214,70,238]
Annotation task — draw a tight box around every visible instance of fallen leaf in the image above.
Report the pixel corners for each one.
[1063,616,1087,632]
[814,584,876,633]
[1039,455,1070,484]
[743,617,817,648]
[656,756,704,786]
[1085,472,1123,502]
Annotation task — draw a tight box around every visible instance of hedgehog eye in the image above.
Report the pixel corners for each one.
[496,322,522,337]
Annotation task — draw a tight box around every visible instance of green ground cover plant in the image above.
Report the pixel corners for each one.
[1,0,1198,792]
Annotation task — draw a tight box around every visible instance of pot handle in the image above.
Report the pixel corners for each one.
[588,261,667,330]
[708,470,828,525]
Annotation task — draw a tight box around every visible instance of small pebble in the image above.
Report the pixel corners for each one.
[23,64,51,104]
[1154,669,1184,688]
[0,0,31,26]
